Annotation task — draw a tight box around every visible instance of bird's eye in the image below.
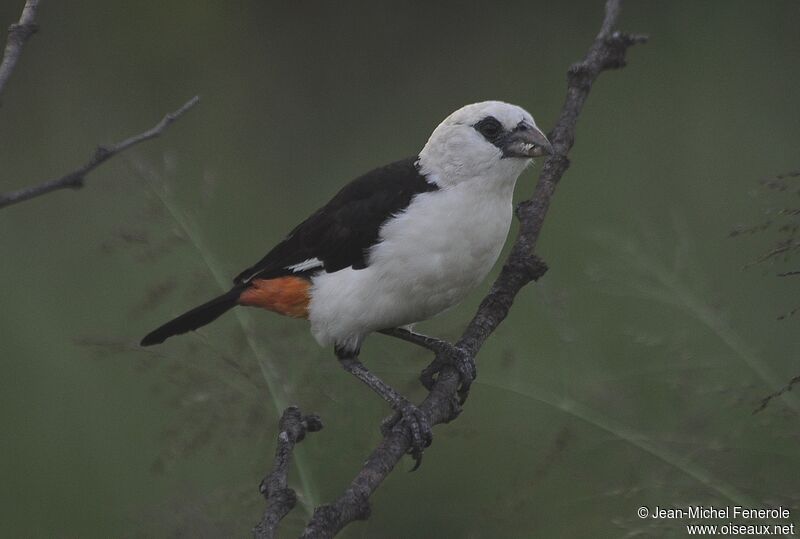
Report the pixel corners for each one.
[474,116,503,141]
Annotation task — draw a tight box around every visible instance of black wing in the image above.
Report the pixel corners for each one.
[234,157,438,283]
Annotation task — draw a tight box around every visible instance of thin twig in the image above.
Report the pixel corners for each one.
[753,375,800,415]
[744,239,800,268]
[294,1,646,538]
[253,406,323,539]
[0,95,200,209]
[0,0,39,101]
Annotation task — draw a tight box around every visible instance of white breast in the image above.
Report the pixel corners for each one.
[308,177,515,352]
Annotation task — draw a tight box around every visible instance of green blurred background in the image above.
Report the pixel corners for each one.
[1,1,799,537]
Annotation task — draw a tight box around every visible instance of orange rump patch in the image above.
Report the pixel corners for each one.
[238,277,311,318]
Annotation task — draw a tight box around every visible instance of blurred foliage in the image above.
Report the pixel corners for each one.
[732,170,800,320]
[1,1,799,537]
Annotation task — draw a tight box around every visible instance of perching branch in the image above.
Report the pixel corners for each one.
[0,0,39,101]
[0,95,200,210]
[253,406,323,539]
[257,1,646,537]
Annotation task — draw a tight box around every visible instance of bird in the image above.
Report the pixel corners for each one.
[140,100,552,462]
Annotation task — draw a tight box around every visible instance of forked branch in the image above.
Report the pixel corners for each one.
[0,96,199,210]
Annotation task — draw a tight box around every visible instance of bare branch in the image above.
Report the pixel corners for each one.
[292,1,647,537]
[0,0,39,101]
[253,406,323,539]
[0,96,200,209]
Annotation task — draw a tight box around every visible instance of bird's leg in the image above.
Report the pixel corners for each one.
[380,328,477,403]
[379,327,450,354]
[335,347,432,467]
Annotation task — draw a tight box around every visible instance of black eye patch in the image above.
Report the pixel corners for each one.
[473,116,505,143]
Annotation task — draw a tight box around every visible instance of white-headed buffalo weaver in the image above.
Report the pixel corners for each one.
[141,101,552,463]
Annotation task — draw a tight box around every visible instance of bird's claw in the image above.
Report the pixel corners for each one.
[420,346,476,404]
[381,400,432,470]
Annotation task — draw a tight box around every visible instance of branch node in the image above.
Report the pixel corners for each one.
[602,31,649,70]
[0,0,41,100]
[0,96,199,210]
[507,253,549,283]
[259,484,297,506]
[254,406,323,539]
[304,414,324,434]
[8,21,38,44]
[527,254,549,281]
[94,145,113,162]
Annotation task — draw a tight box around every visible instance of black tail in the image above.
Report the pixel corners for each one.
[140,286,244,346]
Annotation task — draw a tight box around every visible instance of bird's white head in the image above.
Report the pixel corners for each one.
[417,101,552,190]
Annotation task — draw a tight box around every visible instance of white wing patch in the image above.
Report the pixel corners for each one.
[287,257,323,273]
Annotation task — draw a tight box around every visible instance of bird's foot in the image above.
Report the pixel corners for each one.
[381,399,432,470]
[420,345,476,404]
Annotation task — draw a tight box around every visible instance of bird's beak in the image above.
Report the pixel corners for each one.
[502,124,553,158]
